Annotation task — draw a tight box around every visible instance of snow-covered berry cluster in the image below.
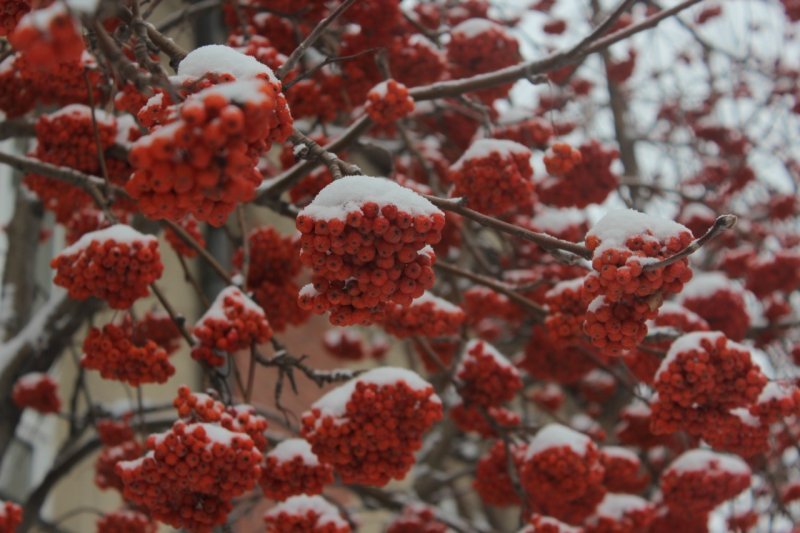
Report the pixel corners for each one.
[259,438,333,501]
[322,328,388,361]
[9,4,84,70]
[544,278,587,340]
[301,368,442,485]
[12,372,61,414]
[131,310,182,355]
[448,139,535,216]
[191,286,273,366]
[296,176,444,326]
[264,495,351,533]
[520,325,596,384]
[51,225,163,309]
[0,0,29,36]
[95,441,143,492]
[474,440,526,507]
[96,510,156,533]
[96,417,135,447]
[600,447,649,493]
[456,339,522,407]
[584,493,655,533]
[494,115,554,148]
[537,141,619,208]
[386,504,447,533]
[678,272,751,341]
[0,500,22,532]
[544,142,583,176]
[449,402,520,437]
[365,79,415,125]
[382,291,465,338]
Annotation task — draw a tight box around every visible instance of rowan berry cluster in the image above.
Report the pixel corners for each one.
[0,0,28,36]
[584,494,655,533]
[132,311,182,355]
[461,287,522,334]
[447,18,519,103]
[544,278,586,340]
[750,382,800,423]
[259,438,333,501]
[51,225,162,309]
[382,291,465,338]
[456,340,522,407]
[582,210,694,353]
[365,79,415,125]
[96,510,156,533]
[600,447,648,493]
[0,501,22,532]
[62,208,119,246]
[537,141,619,208]
[263,495,351,533]
[301,368,442,485]
[660,449,751,516]
[544,142,583,176]
[95,441,143,491]
[191,286,273,366]
[322,329,388,361]
[82,322,175,386]
[386,505,447,533]
[388,34,447,88]
[232,227,310,332]
[521,514,581,533]
[473,440,526,507]
[448,139,535,216]
[449,402,520,437]
[12,372,61,414]
[530,384,566,412]
[520,326,596,384]
[164,216,205,258]
[296,176,444,326]
[96,417,135,447]
[494,116,554,148]
[745,250,800,298]
[9,3,84,70]
[699,409,770,457]
[116,421,263,532]
[678,273,751,341]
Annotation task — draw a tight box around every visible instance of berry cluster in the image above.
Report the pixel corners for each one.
[585,494,655,533]
[96,510,156,533]
[127,79,291,226]
[382,291,465,338]
[456,340,522,407]
[301,368,442,485]
[365,79,415,125]
[11,372,60,414]
[259,438,333,501]
[449,402,520,437]
[600,447,649,493]
[447,18,519,103]
[233,227,310,332]
[679,273,751,341]
[473,440,526,507]
[95,441,143,491]
[448,139,535,216]
[191,286,273,367]
[583,210,694,353]
[322,328,388,361]
[494,116,554,148]
[82,322,175,386]
[521,514,581,533]
[131,311,182,355]
[0,0,28,36]
[9,4,84,70]
[537,141,619,208]
[745,250,800,298]
[51,225,163,309]
[96,417,135,446]
[520,424,606,524]
[520,326,596,384]
[386,505,448,533]
[0,500,22,532]
[699,409,769,458]
[296,176,444,326]
[117,421,263,532]
[544,278,586,340]
[388,34,447,88]
[264,495,351,533]
[544,142,583,176]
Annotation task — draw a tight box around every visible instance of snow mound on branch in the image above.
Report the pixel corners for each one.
[451,138,531,171]
[666,449,750,475]
[178,44,278,83]
[60,224,156,257]
[300,176,441,220]
[678,272,741,300]
[526,423,592,458]
[189,79,272,106]
[586,209,690,254]
[452,18,510,39]
[458,339,516,371]
[592,493,652,520]
[267,438,320,466]
[655,331,728,380]
[48,104,115,125]
[265,495,348,528]
[196,286,264,326]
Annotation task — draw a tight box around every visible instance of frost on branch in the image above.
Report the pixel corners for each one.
[301,367,442,485]
[296,176,444,326]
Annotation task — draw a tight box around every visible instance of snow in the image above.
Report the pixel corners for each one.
[48,104,115,126]
[189,422,239,447]
[666,449,751,476]
[299,284,319,298]
[323,328,362,345]
[18,3,67,31]
[622,401,651,417]
[655,331,727,381]
[0,55,15,75]
[594,493,652,520]
[582,369,615,387]
[16,372,48,387]
[265,495,348,528]
[196,286,264,326]
[267,438,319,465]
[681,202,716,220]
[368,80,390,97]
[756,382,791,403]
[132,121,183,148]
[545,277,584,299]
[657,301,707,324]
[526,423,592,458]
[729,407,760,427]
[115,114,139,147]
[587,295,606,313]
[311,367,437,420]
[189,79,272,106]
[300,176,442,220]
[602,446,640,463]
[460,339,515,371]
[451,18,508,39]
[586,209,690,254]
[178,45,278,83]
[451,139,531,171]
[679,272,740,300]
[532,208,586,234]
[59,224,156,257]
[66,0,99,13]
[413,291,462,313]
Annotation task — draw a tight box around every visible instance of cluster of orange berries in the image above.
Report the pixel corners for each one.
[82,321,175,386]
[365,79,415,125]
[494,116,553,148]
[0,500,22,532]
[301,368,442,485]
[96,417,135,446]
[537,141,619,208]
[132,310,182,355]
[387,34,446,88]
[233,227,310,332]
[520,325,595,384]
[322,329,388,361]
[382,291,465,338]
[456,340,522,407]
[448,139,534,216]
[521,424,606,525]
[117,421,263,532]
[544,278,586,340]
[95,440,142,492]
[699,409,770,458]
[679,273,751,341]
[544,142,583,176]
[599,447,649,493]
[387,505,448,533]
[473,440,526,506]
[582,211,694,353]
[745,250,800,298]
[51,225,163,309]
[259,438,333,501]
[585,494,655,533]
[96,510,156,533]
[191,286,273,367]
[449,402,520,437]
[173,386,269,451]
[0,0,28,36]
[296,176,444,326]
[264,495,351,533]
[447,18,519,103]
[651,332,767,437]
[9,3,83,70]
[11,372,60,414]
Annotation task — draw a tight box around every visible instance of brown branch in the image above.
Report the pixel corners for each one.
[0,151,117,193]
[161,219,235,286]
[287,129,363,180]
[642,214,737,271]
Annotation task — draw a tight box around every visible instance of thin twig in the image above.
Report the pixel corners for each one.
[642,214,737,271]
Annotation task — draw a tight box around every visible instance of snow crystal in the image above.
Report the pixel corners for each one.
[666,449,750,476]
[178,45,278,82]
[679,272,741,300]
[300,176,441,220]
[655,331,727,381]
[267,438,320,465]
[413,291,462,313]
[312,367,437,421]
[48,104,115,125]
[532,207,586,234]
[451,17,508,39]
[594,493,651,520]
[189,79,271,106]
[451,138,531,171]
[196,286,264,326]
[526,423,592,458]
[586,209,690,254]
[265,495,347,528]
[60,224,156,257]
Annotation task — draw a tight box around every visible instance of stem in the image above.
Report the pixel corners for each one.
[642,214,737,271]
